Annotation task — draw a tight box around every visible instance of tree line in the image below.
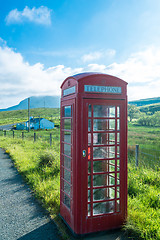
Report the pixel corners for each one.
[128,105,160,126]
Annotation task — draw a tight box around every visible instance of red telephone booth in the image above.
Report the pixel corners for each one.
[60,72,127,235]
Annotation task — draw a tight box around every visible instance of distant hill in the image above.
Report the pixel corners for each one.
[0,96,60,112]
[129,97,160,114]
[129,97,160,107]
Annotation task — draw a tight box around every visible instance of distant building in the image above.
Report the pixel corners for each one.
[16,123,26,130]
[16,117,54,130]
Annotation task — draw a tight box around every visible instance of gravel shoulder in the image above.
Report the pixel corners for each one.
[0,148,60,240]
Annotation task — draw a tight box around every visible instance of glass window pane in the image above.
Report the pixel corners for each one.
[88,175,91,188]
[109,174,115,185]
[93,201,114,215]
[109,146,115,158]
[93,160,115,173]
[93,106,115,118]
[63,194,70,209]
[88,133,91,145]
[93,146,115,159]
[110,159,115,165]
[93,161,116,173]
[64,181,71,196]
[117,146,120,158]
[64,144,71,157]
[88,190,91,202]
[64,119,71,130]
[93,188,105,201]
[93,119,115,131]
[64,169,71,183]
[93,174,107,187]
[117,106,120,118]
[93,187,115,201]
[64,106,71,117]
[117,173,120,185]
[117,186,120,198]
[109,133,115,144]
[117,119,120,130]
[93,133,115,145]
[117,132,120,144]
[109,163,115,172]
[88,104,91,117]
[117,200,120,212]
[117,160,120,171]
[109,187,115,199]
[64,156,71,169]
[88,119,91,132]
[88,204,91,216]
[64,131,71,143]
[93,160,108,173]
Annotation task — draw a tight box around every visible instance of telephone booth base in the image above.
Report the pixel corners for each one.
[60,213,126,236]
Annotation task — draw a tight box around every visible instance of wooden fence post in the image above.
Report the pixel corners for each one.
[34,132,36,142]
[135,144,139,167]
[50,133,52,146]
[13,130,14,138]
[4,130,6,137]
[22,132,24,140]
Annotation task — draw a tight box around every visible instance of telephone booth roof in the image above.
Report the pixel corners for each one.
[61,72,127,100]
[61,72,127,88]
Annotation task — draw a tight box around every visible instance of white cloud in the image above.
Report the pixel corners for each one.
[0,44,160,108]
[83,46,160,100]
[5,6,52,25]
[0,45,82,108]
[82,49,116,63]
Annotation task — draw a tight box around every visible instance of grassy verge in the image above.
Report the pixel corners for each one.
[0,136,60,216]
[0,133,70,239]
[125,164,160,239]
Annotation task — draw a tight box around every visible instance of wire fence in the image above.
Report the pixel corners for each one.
[1,130,159,170]
[0,129,60,146]
[128,145,160,170]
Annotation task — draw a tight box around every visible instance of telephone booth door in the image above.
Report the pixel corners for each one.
[81,98,127,233]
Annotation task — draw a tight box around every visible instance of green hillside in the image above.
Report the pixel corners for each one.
[138,102,160,114]
[0,108,60,126]
[129,97,160,106]
[129,97,160,114]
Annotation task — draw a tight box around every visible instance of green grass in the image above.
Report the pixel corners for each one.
[128,122,160,147]
[126,165,160,240]
[126,123,160,239]
[0,121,160,239]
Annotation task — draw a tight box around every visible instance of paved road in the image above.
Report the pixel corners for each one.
[0,123,16,131]
[0,148,60,240]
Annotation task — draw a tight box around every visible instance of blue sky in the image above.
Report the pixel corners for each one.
[0,0,160,108]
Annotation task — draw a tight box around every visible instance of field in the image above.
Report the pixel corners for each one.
[0,109,160,239]
[0,108,60,125]
[127,123,160,239]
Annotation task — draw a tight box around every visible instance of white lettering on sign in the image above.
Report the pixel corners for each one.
[84,85,122,94]
[63,86,76,96]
